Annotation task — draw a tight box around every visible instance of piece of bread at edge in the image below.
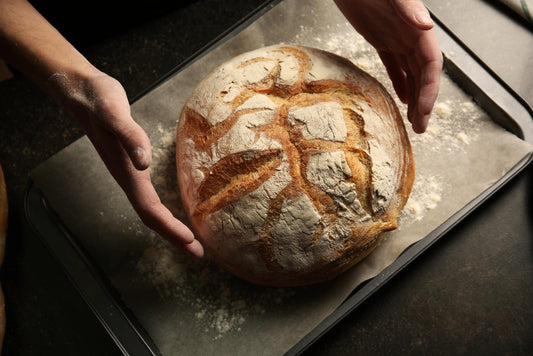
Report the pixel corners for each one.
[176,45,414,286]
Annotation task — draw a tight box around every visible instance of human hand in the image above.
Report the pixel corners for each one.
[334,0,443,133]
[0,0,203,257]
[53,71,204,257]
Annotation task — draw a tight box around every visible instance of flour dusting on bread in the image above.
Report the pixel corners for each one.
[177,45,414,286]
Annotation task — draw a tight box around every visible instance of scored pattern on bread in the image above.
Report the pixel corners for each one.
[177,45,414,286]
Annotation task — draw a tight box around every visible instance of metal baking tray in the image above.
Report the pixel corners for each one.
[24,1,533,355]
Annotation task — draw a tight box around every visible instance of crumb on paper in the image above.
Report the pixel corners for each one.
[434,101,452,118]
[457,132,470,144]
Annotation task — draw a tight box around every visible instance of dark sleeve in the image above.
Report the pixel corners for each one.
[28,0,194,47]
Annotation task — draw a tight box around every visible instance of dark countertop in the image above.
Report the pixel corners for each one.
[1,0,532,355]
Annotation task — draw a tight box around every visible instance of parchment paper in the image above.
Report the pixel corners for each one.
[30,0,533,355]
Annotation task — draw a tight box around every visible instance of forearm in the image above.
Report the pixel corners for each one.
[0,0,100,106]
[0,0,203,256]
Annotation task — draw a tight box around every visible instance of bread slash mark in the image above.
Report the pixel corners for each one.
[196,149,284,215]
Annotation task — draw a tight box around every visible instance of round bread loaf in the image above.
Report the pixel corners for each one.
[176,45,414,286]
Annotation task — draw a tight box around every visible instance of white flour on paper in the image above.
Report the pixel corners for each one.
[135,234,299,339]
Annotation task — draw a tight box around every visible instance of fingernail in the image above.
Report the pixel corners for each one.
[133,147,150,169]
[413,115,429,134]
[183,239,204,258]
[414,10,433,27]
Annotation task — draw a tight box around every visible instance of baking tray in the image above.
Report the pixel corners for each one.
[24,1,533,355]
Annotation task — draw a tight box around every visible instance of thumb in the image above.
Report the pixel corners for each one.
[391,0,434,30]
[90,76,153,171]
[96,102,152,171]
[114,118,152,171]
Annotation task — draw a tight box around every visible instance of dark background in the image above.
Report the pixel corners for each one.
[1,0,532,354]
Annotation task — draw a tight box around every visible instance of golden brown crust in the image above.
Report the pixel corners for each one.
[176,45,413,286]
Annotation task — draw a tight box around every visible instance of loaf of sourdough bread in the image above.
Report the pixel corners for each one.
[176,45,414,286]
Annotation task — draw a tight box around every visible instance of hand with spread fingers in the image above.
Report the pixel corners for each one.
[0,0,203,258]
[334,0,443,133]
[59,72,205,258]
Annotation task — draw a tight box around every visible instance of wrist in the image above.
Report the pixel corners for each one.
[0,0,104,112]
[46,65,104,115]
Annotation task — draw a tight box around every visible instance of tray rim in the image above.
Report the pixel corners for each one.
[24,181,162,356]
[24,1,533,355]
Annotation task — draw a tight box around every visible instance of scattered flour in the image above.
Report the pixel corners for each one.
[150,123,186,219]
[135,236,298,338]
[409,99,481,153]
[401,175,444,222]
